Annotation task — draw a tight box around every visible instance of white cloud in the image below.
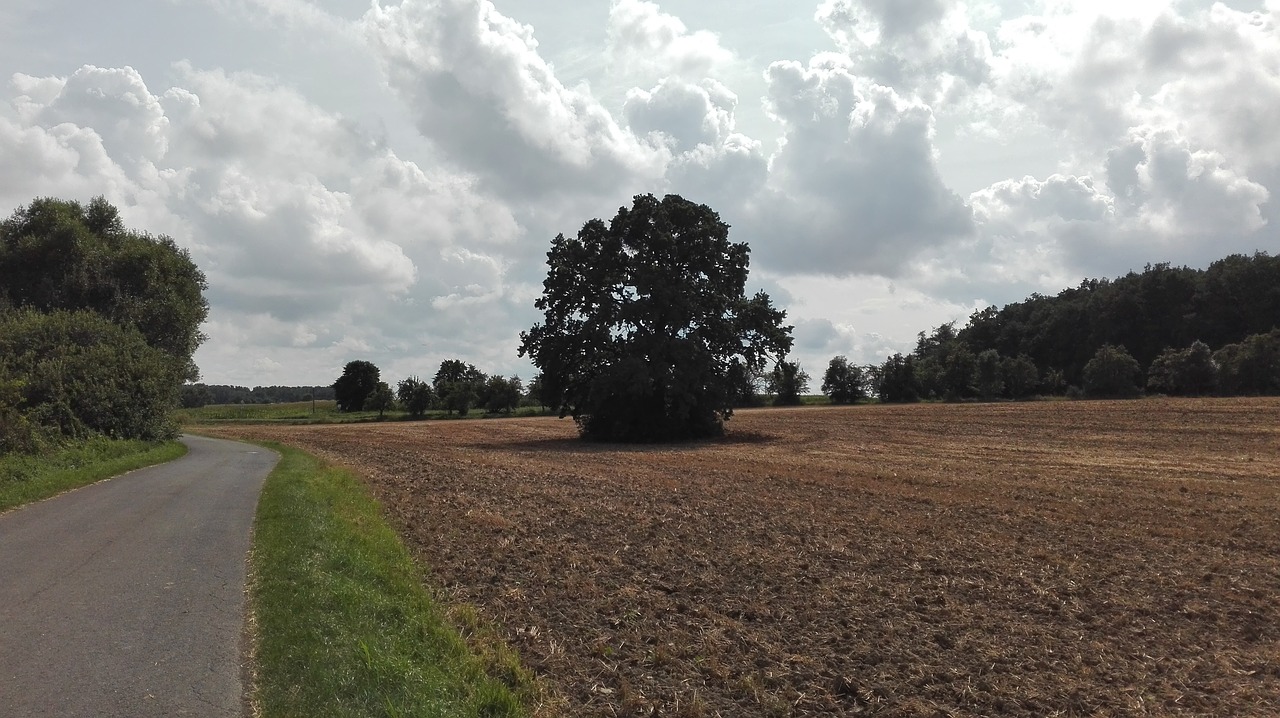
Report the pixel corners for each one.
[606,0,734,83]
[4,0,1280,387]
[816,0,993,105]
[747,55,973,276]
[361,0,665,203]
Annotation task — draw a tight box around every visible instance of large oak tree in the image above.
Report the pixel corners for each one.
[519,194,792,441]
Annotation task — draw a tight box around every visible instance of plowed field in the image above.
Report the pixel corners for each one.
[205,398,1280,716]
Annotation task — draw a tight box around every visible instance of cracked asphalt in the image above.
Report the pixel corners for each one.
[0,435,277,717]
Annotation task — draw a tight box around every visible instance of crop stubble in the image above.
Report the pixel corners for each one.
[208,398,1280,716]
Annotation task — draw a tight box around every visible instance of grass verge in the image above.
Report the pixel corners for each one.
[250,443,539,718]
[0,438,186,513]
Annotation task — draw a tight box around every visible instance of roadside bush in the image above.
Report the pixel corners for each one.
[0,310,182,441]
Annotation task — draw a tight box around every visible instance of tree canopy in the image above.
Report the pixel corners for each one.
[0,197,208,451]
[519,194,792,441]
[0,196,209,379]
[333,360,381,412]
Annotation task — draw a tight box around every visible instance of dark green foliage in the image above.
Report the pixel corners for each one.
[769,361,809,406]
[482,376,523,414]
[957,254,1280,386]
[396,376,435,418]
[0,310,182,441]
[1147,341,1218,396]
[434,360,485,416]
[440,383,478,416]
[0,196,208,379]
[523,374,545,407]
[822,355,866,404]
[180,383,214,409]
[1214,330,1280,395]
[368,382,395,418]
[0,197,209,451]
[519,194,792,442]
[1083,345,1143,398]
[938,344,977,401]
[333,360,381,412]
[0,372,41,454]
[1002,354,1040,399]
[975,349,1005,399]
[190,384,335,405]
[727,359,765,408]
[877,353,920,403]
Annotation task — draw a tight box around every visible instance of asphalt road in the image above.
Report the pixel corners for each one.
[0,435,277,717]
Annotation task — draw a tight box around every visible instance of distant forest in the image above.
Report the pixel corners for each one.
[180,384,335,407]
[866,251,1280,401]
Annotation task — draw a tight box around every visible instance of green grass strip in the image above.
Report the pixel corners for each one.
[250,443,532,718]
[0,438,187,513]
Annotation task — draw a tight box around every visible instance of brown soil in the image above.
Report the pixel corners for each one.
[206,398,1280,717]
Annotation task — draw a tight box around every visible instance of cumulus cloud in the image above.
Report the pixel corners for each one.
[606,0,734,83]
[360,0,665,204]
[815,0,993,104]
[0,62,529,385]
[747,54,973,276]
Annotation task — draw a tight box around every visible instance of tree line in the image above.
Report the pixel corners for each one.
[180,384,336,407]
[331,359,533,418]
[0,197,208,453]
[810,253,1280,404]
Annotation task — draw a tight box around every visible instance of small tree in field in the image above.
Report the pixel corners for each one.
[769,361,810,406]
[483,375,523,414]
[822,356,866,404]
[368,381,395,418]
[1083,345,1142,398]
[519,194,793,442]
[397,376,434,418]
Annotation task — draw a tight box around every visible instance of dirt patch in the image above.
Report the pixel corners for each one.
[207,398,1280,716]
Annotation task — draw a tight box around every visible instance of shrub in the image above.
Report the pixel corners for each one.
[1082,344,1142,398]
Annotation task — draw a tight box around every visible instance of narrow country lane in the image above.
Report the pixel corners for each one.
[0,435,277,717]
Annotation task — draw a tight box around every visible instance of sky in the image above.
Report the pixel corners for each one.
[2,0,1277,387]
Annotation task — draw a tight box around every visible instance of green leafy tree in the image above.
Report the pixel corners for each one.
[483,375,523,414]
[523,374,545,407]
[877,353,920,403]
[0,310,182,441]
[0,196,209,380]
[397,376,435,418]
[1214,330,1280,395]
[1002,354,1040,399]
[333,360,381,412]
[441,383,478,416]
[433,360,485,416]
[519,194,792,441]
[180,383,214,409]
[1082,345,1143,398]
[726,358,765,408]
[769,361,810,406]
[822,355,866,404]
[368,381,395,418]
[975,349,1005,400]
[1147,341,1218,396]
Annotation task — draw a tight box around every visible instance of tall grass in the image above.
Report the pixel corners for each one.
[250,443,537,717]
[0,438,187,512]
